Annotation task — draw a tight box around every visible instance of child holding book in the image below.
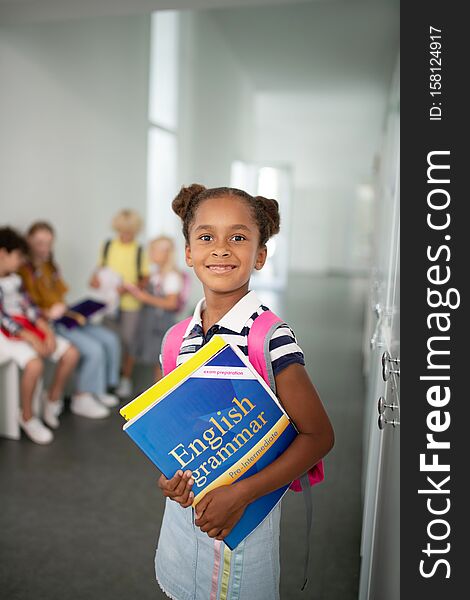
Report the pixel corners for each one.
[0,227,79,444]
[154,185,334,599]
[20,221,120,419]
[89,209,150,397]
[124,235,184,384]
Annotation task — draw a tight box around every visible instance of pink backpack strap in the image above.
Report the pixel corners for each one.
[248,310,325,493]
[161,317,192,376]
[248,309,283,392]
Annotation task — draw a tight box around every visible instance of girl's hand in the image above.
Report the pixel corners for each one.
[194,484,248,540]
[123,283,146,302]
[20,330,49,357]
[89,273,100,289]
[43,330,57,355]
[158,471,194,508]
[48,302,67,320]
[118,284,141,297]
[122,282,139,295]
[36,318,56,354]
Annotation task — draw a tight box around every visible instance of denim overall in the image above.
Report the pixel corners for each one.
[155,498,281,600]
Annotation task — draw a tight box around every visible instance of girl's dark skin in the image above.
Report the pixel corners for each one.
[158,195,334,540]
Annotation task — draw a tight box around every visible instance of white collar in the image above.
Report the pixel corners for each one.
[184,290,263,337]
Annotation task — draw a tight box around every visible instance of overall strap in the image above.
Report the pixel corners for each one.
[160,317,192,376]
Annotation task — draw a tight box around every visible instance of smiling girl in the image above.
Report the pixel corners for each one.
[153,184,334,600]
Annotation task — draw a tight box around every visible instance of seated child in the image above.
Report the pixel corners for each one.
[20,221,120,419]
[0,227,79,444]
[125,235,185,385]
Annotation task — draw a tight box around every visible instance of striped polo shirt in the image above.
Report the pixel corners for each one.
[175,290,305,377]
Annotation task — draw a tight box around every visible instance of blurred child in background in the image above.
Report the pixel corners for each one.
[20,222,120,419]
[0,227,79,444]
[125,235,186,385]
[89,209,149,397]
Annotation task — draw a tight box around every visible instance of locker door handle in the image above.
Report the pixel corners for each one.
[378,414,400,430]
[382,351,400,380]
[377,396,399,414]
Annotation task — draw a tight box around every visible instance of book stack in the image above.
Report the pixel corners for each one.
[120,335,298,550]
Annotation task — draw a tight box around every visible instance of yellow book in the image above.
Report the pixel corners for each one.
[120,335,227,421]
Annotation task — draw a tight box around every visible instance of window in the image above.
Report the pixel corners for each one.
[231,160,292,289]
[146,11,179,240]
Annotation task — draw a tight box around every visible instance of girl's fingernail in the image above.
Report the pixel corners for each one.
[177,470,183,477]
[188,479,194,486]
[189,492,194,498]
[184,470,192,478]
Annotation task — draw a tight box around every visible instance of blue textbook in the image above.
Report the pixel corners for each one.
[120,335,297,550]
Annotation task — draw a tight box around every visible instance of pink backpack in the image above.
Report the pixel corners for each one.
[161,310,324,492]
[161,309,323,589]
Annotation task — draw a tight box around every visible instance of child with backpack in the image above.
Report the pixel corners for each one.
[89,209,149,397]
[124,235,190,386]
[154,184,334,600]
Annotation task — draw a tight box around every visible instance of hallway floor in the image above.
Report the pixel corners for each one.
[0,274,366,600]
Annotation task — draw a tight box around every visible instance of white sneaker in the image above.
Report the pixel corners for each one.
[42,390,62,428]
[71,393,110,419]
[97,393,119,408]
[115,377,132,398]
[43,399,61,429]
[55,397,64,416]
[19,416,54,445]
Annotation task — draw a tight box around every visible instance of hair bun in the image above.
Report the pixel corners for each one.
[172,184,206,220]
[255,196,280,237]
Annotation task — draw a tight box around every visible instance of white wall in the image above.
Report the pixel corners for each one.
[253,89,387,274]
[0,16,150,300]
[178,11,254,189]
[174,10,255,305]
[209,1,399,275]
